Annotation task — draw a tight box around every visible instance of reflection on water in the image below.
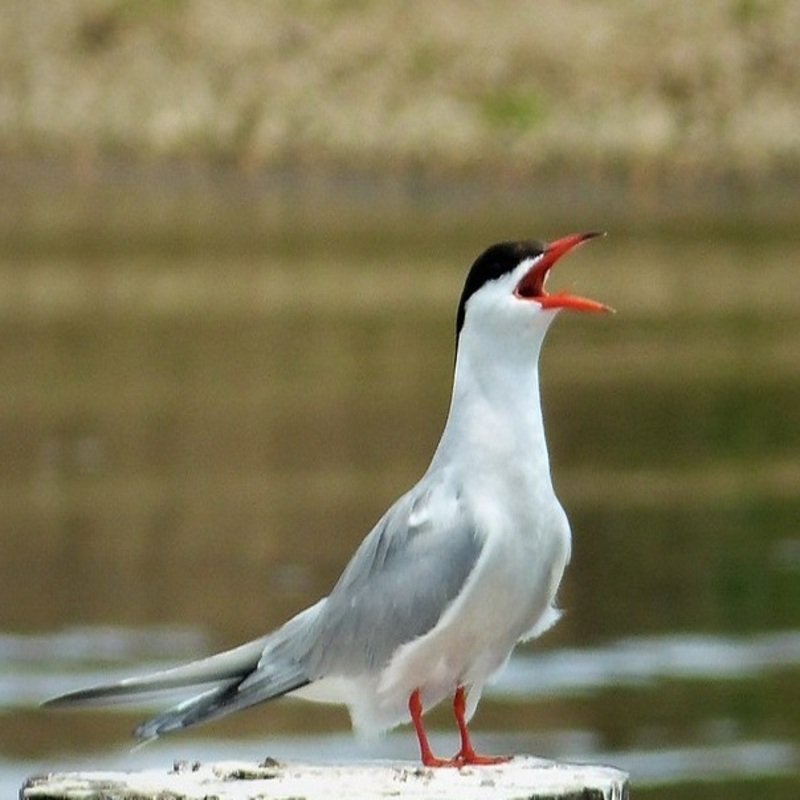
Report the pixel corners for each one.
[1,230,799,797]
[7,627,800,710]
[495,631,800,696]
[3,628,800,793]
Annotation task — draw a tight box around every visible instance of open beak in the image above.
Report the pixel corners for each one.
[514,232,612,313]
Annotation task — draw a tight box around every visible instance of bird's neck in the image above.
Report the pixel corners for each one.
[430,324,553,484]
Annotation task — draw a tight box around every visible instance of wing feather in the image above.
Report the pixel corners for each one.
[306,480,481,676]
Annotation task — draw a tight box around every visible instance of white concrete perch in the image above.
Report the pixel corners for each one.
[21,756,629,800]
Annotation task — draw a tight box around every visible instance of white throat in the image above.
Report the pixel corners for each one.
[429,309,558,486]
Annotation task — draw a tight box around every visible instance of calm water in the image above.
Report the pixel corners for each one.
[1,226,799,798]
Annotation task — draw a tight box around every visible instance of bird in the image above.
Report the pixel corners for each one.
[44,232,611,767]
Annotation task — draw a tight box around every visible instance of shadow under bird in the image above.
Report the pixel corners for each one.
[45,233,611,767]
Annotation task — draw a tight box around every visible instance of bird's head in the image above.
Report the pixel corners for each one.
[455,233,611,346]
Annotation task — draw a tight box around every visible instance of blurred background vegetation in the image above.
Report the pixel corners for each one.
[2,2,800,798]
[2,0,800,245]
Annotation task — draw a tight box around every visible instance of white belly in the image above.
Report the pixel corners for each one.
[320,504,571,735]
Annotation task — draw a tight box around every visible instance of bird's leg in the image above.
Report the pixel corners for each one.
[452,686,510,766]
[408,689,459,768]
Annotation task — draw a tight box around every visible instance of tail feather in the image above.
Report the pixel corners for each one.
[134,682,239,743]
[43,601,327,740]
[42,635,271,707]
[134,669,310,741]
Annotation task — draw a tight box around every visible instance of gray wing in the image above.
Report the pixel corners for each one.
[43,621,312,741]
[305,477,482,677]
[45,479,480,739]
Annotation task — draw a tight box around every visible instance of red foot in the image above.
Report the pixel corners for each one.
[452,686,510,766]
[409,687,511,769]
[421,754,462,768]
[422,750,509,768]
[410,690,455,767]
[456,749,511,766]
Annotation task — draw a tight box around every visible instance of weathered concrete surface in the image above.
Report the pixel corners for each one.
[22,756,629,800]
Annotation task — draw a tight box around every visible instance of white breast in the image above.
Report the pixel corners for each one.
[355,472,571,735]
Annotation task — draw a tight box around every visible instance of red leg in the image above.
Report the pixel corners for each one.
[452,686,510,766]
[408,689,459,768]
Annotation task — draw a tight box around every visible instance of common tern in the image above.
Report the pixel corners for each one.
[45,233,610,766]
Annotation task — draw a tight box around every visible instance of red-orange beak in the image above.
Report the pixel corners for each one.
[514,232,612,313]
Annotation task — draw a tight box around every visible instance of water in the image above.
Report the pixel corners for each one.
[1,226,799,798]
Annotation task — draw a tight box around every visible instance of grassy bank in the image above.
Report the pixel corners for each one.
[2,1,799,243]
[3,1,799,175]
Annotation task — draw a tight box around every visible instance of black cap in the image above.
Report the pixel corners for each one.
[456,241,544,337]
